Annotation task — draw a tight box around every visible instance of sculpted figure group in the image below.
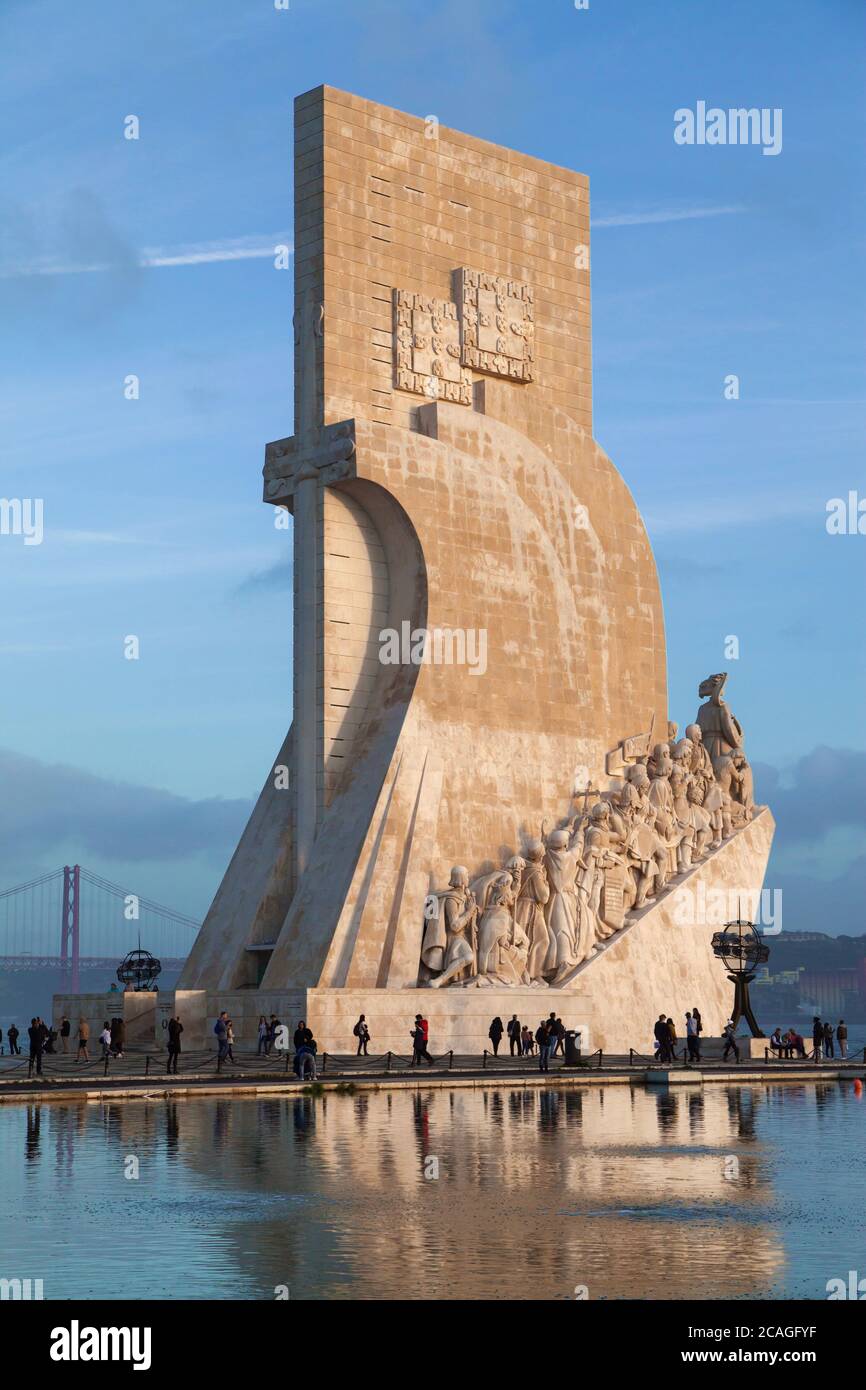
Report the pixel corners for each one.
[419,673,757,991]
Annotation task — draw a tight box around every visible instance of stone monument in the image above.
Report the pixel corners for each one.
[168,86,774,1053]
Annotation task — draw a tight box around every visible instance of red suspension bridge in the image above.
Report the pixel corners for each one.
[0,865,201,990]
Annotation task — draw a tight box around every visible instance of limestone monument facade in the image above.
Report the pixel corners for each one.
[165,86,774,1054]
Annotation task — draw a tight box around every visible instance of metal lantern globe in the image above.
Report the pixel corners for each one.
[116,948,162,991]
[710,918,769,1038]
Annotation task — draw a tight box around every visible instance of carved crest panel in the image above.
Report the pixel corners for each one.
[456,268,534,382]
[393,289,472,404]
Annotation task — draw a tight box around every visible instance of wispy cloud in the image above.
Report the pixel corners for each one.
[592,205,745,228]
[0,233,292,279]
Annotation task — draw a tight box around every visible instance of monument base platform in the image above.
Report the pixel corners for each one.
[53,811,775,1057]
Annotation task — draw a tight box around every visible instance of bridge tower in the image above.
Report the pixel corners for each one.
[60,864,80,993]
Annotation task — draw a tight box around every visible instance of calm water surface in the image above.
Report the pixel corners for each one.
[1,1082,863,1300]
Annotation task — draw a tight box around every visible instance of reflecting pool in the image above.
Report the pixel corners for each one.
[1,1081,863,1300]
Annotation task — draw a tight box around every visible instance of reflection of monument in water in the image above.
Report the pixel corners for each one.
[85,86,776,1054]
[146,1087,784,1301]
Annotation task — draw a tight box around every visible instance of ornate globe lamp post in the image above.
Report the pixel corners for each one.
[116,948,162,992]
[710,919,769,1038]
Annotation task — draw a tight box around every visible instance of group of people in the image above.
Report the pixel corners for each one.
[488,1013,570,1063]
[256,1014,287,1056]
[654,1008,704,1063]
[769,1018,848,1061]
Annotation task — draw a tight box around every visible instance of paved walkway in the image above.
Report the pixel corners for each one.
[0,1048,863,1102]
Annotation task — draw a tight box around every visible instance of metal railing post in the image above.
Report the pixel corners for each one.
[449,1050,453,1071]
[385,1051,392,1074]
[322,1052,328,1075]
[482,1049,488,1070]
[103,1054,109,1077]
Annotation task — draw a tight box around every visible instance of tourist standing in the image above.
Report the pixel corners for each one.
[8,1023,20,1055]
[99,1022,112,1058]
[692,1007,703,1040]
[653,1014,670,1062]
[60,1017,71,1053]
[167,1015,183,1074]
[214,1011,229,1062]
[722,1020,740,1063]
[507,1014,521,1056]
[685,1011,700,1063]
[837,1019,848,1059]
[257,1015,268,1056]
[488,1016,504,1057]
[812,1016,823,1062]
[666,1017,678,1060]
[534,1020,549,1072]
[76,1017,90,1062]
[353,1015,370,1056]
[226,1017,236,1063]
[823,1021,835,1059]
[27,1018,43,1077]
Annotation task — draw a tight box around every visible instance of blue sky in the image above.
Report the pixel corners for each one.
[0,0,864,933]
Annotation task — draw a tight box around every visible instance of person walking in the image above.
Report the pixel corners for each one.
[521,1024,533,1056]
[226,1017,236,1063]
[692,1007,703,1040]
[60,1016,71,1054]
[214,1011,229,1063]
[167,1015,183,1074]
[506,1014,521,1057]
[685,1010,700,1064]
[410,1015,433,1066]
[666,1017,678,1060]
[76,1017,90,1062]
[837,1019,848,1059]
[257,1015,268,1056]
[535,1020,551,1072]
[812,1016,823,1062]
[27,1018,44,1077]
[823,1021,835,1059]
[8,1023,20,1055]
[353,1015,370,1056]
[722,1019,740,1063]
[488,1016,504,1057]
[99,1022,112,1059]
[653,1014,670,1062]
